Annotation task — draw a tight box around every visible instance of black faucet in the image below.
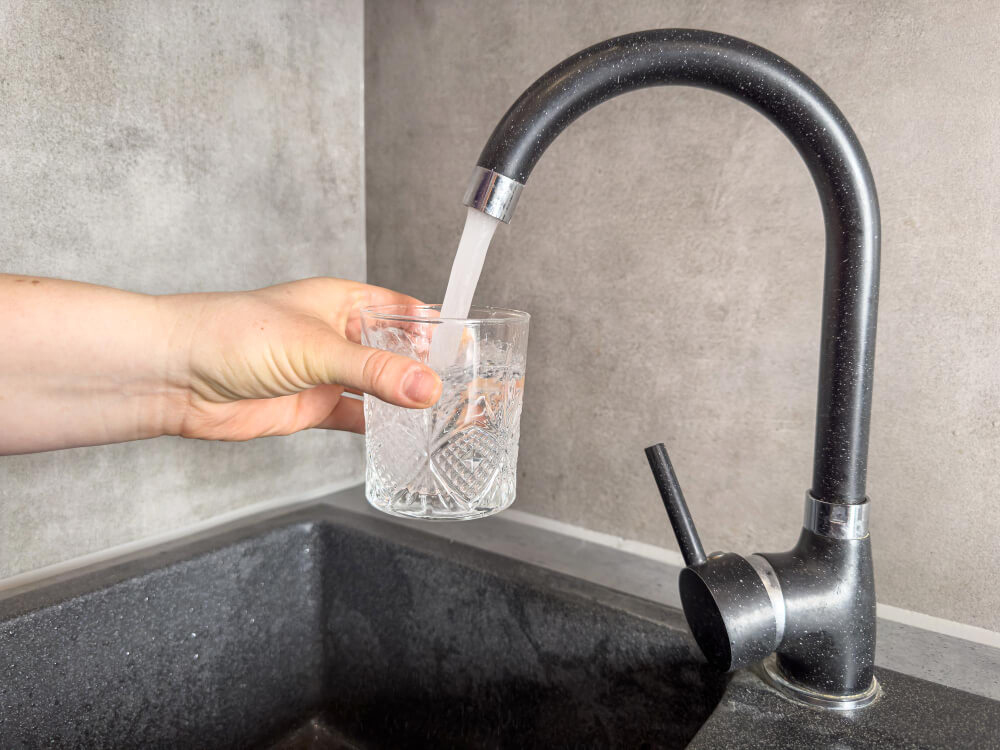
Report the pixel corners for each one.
[463,29,880,709]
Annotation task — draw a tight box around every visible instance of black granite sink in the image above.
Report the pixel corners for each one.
[0,501,724,749]
[2,495,998,749]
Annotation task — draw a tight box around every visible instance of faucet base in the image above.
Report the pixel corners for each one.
[759,655,881,711]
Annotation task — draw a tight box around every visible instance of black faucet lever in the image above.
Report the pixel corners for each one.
[645,443,706,567]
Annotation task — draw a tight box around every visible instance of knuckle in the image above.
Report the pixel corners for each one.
[362,349,395,393]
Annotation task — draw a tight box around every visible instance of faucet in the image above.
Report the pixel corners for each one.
[463,29,880,709]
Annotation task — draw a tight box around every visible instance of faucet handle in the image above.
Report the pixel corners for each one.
[644,443,707,566]
[645,441,782,673]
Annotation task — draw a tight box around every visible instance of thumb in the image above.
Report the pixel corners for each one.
[321,337,442,408]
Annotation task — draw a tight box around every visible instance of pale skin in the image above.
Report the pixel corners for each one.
[0,275,443,455]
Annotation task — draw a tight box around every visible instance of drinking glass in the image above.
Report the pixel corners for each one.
[360,304,530,521]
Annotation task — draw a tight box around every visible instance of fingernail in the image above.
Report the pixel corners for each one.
[403,367,440,405]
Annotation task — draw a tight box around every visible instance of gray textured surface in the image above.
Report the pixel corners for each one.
[3,498,998,749]
[0,1,366,577]
[688,668,1000,750]
[326,485,1000,701]
[0,519,326,748]
[0,501,726,748]
[365,1,1000,630]
[316,511,724,748]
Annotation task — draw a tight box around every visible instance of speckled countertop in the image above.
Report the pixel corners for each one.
[690,667,1000,749]
[1,497,998,748]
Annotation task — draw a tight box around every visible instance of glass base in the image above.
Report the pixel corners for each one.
[365,484,515,522]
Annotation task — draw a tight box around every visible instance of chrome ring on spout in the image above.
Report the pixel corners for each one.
[463,167,524,224]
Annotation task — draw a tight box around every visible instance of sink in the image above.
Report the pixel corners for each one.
[2,492,998,748]
[0,500,724,748]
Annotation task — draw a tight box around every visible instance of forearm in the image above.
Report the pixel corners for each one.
[0,275,181,454]
[1,275,440,453]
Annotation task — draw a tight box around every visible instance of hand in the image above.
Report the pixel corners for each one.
[160,278,442,441]
[0,274,441,454]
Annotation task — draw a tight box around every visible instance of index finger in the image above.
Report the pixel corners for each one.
[345,283,428,344]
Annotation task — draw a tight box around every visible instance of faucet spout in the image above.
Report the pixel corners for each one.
[464,28,880,505]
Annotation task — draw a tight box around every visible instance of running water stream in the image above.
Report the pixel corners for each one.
[427,207,502,370]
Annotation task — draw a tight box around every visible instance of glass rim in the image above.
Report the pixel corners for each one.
[360,304,530,326]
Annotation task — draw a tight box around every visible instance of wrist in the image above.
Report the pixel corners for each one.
[149,293,204,438]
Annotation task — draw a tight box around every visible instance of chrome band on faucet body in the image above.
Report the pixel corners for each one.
[748,554,787,648]
[804,492,870,539]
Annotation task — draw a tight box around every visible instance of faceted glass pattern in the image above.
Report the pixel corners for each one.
[361,305,529,521]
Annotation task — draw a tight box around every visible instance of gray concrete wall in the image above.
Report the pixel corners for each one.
[366,1,1000,631]
[0,0,366,577]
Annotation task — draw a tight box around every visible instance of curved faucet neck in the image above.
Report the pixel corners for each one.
[466,29,880,504]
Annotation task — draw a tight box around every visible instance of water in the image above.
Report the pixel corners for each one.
[427,207,502,370]
[365,341,526,521]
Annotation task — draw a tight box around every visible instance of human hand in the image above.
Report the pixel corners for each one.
[159,278,442,441]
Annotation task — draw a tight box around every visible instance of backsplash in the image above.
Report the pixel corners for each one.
[0,0,366,577]
[365,1,1000,632]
